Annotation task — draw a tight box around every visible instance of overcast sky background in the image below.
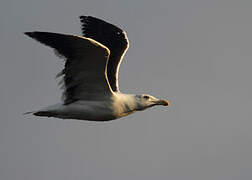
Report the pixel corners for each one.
[1,0,252,179]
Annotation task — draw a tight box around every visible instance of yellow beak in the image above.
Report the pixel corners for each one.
[157,99,170,106]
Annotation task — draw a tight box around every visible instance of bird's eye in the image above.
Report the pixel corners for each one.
[143,95,149,100]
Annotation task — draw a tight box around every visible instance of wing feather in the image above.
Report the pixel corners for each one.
[80,16,129,92]
[25,31,112,104]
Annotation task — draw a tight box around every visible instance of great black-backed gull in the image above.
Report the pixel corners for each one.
[24,16,170,121]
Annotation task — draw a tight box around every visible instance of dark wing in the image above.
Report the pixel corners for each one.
[80,16,129,92]
[25,31,112,104]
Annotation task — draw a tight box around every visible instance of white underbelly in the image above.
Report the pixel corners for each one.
[43,101,117,121]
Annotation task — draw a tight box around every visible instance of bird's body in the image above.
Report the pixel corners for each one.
[34,93,136,121]
[35,101,116,121]
[25,16,169,121]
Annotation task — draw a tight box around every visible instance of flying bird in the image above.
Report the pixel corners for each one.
[25,16,170,121]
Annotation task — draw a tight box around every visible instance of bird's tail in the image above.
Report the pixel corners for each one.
[23,110,56,117]
[23,104,62,117]
[23,111,35,115]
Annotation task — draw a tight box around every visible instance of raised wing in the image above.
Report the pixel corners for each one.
[25,32,112,104]
[80,16,129,92]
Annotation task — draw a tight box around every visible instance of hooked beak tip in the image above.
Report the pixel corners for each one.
[159,99,170,106]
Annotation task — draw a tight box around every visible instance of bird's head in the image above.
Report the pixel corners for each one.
[135,94,170,111]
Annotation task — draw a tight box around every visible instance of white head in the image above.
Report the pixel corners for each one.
[134,94,170,111]
[112,93,170,118]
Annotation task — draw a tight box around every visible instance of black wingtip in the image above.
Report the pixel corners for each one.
[79,15,86,19]
[79,15,105,23]
[79,15,91,19]
[79,15,88,21]
[24,32,35,38]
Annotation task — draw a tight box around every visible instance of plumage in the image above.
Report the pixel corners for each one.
[80,16,129,92]
[24,16,169,121]
[25,32,112,104]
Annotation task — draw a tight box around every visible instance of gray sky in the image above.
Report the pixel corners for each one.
[1,0,252,179]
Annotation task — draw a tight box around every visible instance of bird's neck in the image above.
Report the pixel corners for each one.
[112,93,137,118]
